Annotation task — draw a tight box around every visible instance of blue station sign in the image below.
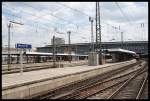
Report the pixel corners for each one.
[16,43,32,49]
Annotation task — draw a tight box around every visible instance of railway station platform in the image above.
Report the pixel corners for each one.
[2,59,136,99]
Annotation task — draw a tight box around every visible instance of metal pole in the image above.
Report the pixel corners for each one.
[96,2,98,46]
[8,23,11,71]
[20,49,23,75]
[91,20,94,52]
[67,31,71,63]
[121,32,123,48]
[96,2,102,64]
[98,2,102,64]
[76,45,78,62]
[89,17,94,52]
[7,21,24,70]
[53,36,56,67]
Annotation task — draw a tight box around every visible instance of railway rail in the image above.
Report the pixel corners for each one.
[2,61,87,74]
[26,60,146,99]
[107,67,148,99]
[52,62,147,99]
[136,73,148,99]
[139,79,148,99]
[2,64,56,74]
[88,66,148,99]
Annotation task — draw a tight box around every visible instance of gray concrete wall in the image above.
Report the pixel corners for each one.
[88,52,99,66]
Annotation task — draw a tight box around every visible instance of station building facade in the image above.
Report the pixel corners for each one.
[36,41,148,55]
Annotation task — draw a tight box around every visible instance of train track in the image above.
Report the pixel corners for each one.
[51,62,147,99]
[88,66,148,99]
[2,65,52,74]
[2,61,87,74]
[139,79,148,99]
[87,66,148,99]
[107,66,148,99]
[26,60,145,99]
[136,73,148,99]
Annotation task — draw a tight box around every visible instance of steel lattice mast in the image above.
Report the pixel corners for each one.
[96,2,102,64]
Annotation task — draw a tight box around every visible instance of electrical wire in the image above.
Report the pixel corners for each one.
[19,3,79,27]
[57,2,122,31]
[2,4,68,28]
[3,2,122,33]
[115,2,133,25]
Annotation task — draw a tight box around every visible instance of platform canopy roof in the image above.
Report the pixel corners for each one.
[25,52,88,56]
[25,52,53,55]
[107,48,136,55]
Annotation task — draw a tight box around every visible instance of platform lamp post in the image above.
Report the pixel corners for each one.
[7,21,23,71]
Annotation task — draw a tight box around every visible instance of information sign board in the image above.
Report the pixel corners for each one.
[16,43,32,49]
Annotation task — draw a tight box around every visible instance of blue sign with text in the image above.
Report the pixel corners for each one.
[16,43,32,49]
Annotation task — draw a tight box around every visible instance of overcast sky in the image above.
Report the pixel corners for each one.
[2,2,148,48]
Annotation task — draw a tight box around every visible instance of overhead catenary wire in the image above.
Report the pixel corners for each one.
[115,2,147,41]
[17,3,79,27]
[56,2,122,31]
[3,11,89,39]
[2,4,71,30]
[57,2,90,17]
[3,2,147,43]
[2,4,60,27]
[3,2,123,34]
[3,8,67,34]
[4,2,145,35]
[3,11,88,45]
[114,2,142,41]
[3,10,89,34]
[3,12,53,37]
[3,10,120,43]
[115,2,133,26]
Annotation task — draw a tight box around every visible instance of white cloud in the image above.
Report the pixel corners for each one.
[2,2,148,48]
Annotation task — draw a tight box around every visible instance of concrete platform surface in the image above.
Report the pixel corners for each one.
[2,60,135,90]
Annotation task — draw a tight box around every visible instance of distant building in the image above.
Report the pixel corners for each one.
[51,37,65,45]
[37,41,148,55]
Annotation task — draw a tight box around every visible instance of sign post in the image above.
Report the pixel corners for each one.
[16,43,32,74]
[20,49,23,74]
